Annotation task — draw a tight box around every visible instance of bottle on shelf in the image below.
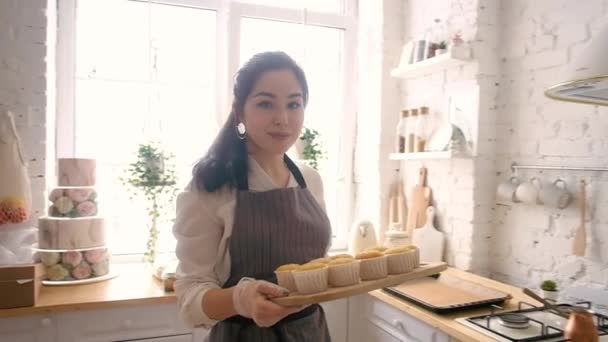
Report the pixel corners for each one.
[396,110,409,153]
[406,108,418,153]
[414,106,430,152]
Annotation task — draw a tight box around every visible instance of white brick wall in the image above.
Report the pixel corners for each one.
[493,0,608,296]
[362,0,608,298]
[374,0,499,275]
[0,0,53,225]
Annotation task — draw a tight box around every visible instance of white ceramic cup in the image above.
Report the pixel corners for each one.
[496,176,521,203]
[515,177,541,205]
[538,179,572,209]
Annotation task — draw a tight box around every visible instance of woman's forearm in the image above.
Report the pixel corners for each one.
[202,287,238,321]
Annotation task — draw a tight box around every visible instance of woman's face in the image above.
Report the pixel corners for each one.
[242,69,305,156]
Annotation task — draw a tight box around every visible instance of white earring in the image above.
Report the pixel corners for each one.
[237,122,246,139]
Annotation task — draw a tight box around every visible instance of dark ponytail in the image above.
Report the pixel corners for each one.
[192,51,309,192]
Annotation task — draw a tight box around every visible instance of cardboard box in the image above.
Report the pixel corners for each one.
[0,263,44,309]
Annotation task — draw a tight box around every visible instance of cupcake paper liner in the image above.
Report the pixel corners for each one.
[293,267,328,294]
[359,256,388,280]
[328,261,360,287]
[275,270,298,292]
[386,251,416,274]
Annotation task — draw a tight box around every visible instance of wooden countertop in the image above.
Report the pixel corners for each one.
[369,267,543,342]
[0,263,175,318]
[1,263,540,341]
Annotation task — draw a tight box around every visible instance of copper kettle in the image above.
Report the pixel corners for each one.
[523,288,598,342]
[564,310,599,342]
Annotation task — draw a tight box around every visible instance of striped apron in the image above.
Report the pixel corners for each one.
[206,155,332,342]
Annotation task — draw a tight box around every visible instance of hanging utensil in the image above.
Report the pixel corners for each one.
[522,288,569,319]
[573,180,587,257]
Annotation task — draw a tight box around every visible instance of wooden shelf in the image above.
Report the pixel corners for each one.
[390,46,472,79]
[389,151,457,160]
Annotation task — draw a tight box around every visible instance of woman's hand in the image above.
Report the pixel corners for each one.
[232,278,303,327]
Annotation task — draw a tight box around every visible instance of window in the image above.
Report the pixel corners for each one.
[57,0,357,257]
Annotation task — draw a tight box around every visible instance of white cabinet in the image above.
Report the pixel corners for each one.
[0,300,349,342]
[348,294,450,342]
[0,314,57,342]
[55,303,199,342]
[321,299,348,342]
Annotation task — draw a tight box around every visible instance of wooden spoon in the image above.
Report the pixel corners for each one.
[573,180,586,257]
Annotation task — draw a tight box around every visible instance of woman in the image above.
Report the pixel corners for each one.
[173,51,332,341]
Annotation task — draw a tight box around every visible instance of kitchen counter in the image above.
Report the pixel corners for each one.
[0,263,175,318]
[369,267,543,342]
[0,263,541,341]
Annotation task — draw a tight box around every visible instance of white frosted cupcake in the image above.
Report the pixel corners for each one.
[292,263,328,294]
[384,246,417,274]
[355,251,388,280]
[274,263,299,292]
[328,258,360,287]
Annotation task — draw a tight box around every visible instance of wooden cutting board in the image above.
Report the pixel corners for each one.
[412,207,444,262]
[406,167,432,239]
[271,262,447,307]
[384,272,511,312]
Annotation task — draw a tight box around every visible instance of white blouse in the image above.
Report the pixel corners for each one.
[172,156,326,329]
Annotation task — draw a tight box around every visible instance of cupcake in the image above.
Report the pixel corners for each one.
[292,262,328,294]
[355,251,388,280]
[366,246,389,253]
[329,253,354,260]
[384,246,418,274]
[328,258,360,287]
[274,263,299,292]
[309,257,331,264]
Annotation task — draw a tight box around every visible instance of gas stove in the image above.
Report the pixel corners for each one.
[456,300,608,341]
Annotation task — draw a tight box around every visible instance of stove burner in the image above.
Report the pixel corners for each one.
[497,313,531,329]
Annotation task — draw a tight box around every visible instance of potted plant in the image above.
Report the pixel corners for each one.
[540,280,559,301]
[436,41,448,55]
[122,143,178,265]
[295,127,325,170]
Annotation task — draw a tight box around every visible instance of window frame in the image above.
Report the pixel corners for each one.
[56,0,357,254]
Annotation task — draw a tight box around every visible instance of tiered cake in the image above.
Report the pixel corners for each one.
[37,158,110,282]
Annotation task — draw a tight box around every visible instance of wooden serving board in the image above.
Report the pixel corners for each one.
[271,262,447,307]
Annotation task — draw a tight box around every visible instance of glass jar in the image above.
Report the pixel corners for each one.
[407,108,418,153]
[414,107,430,152]
[396,110,409,153]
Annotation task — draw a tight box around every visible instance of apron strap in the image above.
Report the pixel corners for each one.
[236,154,308,191]
[284,155,307,189]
